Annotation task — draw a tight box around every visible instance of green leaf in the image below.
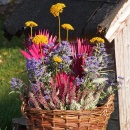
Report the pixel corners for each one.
[80,98,85,106]
[70,100,81,110]
[8,91,15,95]
[107,86,113,94]
[100,73,108,75]
[92,78,107,84]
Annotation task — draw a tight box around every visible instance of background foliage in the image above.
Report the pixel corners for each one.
[0,19,26,129]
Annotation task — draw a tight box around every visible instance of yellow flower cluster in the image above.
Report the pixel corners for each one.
[90,37,105,43]
[32,35,48,44]
[61,24,74,30]
[53,56,62,63]
[50,3,66,17]
[25,21,38,27]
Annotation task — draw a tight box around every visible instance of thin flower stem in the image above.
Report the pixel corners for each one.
[58,15,61,43]
[40,44,44,64]
[55,63,58,84]
[30,27,32,39]
[56,63,58,75]
[66,30,68,41]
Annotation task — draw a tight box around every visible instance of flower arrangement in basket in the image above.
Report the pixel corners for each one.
[10,3,124,130]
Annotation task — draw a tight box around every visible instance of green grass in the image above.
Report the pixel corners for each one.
[0,19,27,129]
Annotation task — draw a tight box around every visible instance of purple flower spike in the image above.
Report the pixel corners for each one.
[118,76,124,80]
[10,78,23,90]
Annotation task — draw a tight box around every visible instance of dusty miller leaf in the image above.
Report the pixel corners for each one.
[92,78,107,84]
[107,86,113,94]
[98,55,102,63]
[70,100,81,110]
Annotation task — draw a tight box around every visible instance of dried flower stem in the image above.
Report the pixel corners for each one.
[66,29,68,41]
[58,15,61,43]
[39,44,45,65]
[30,27,32,39]
[56,63,58,74]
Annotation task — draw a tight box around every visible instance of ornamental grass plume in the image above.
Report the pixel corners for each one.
[70,38,94,77]
[25,21,38,39]
[50,3,66,43]
[61,23,74,41]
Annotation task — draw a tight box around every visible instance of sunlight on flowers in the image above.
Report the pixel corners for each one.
[10,2,123,114]
[61,23,74,41]
[61,24,74,30]
[53,56,62,63]
[90,37,105,44]
[50,3,66,17]
[32,35,48,44]
[50,3,66,43]
[25,21,38,39]
[25,21,38,27]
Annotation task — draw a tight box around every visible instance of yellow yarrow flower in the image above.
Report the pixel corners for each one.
[25,21,38,27]
[61,23,74,41]
[50,3,66,17]
[53,56,62,63]
[32,35,48,44]
[25,21,38,39]
[61,24,74,30]
[90,37,105,43]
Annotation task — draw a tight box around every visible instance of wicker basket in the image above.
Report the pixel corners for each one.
[21,94,114,130]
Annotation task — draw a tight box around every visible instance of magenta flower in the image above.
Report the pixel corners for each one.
[70,38,94,77]
[55,72,75,89]
[20,30,57,60]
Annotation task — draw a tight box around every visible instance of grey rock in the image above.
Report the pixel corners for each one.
[0,0,11,5]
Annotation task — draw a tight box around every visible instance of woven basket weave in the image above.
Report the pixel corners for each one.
[21,94,114,130]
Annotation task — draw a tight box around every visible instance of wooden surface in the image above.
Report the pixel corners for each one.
[115,14,130,130]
